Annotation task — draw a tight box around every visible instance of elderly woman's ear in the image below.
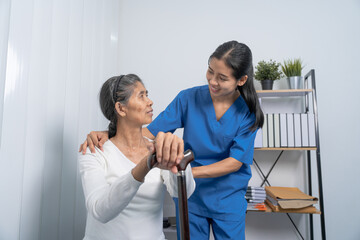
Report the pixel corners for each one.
[115,102,126,117]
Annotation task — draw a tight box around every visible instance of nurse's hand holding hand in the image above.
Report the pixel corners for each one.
[79,130,183,174]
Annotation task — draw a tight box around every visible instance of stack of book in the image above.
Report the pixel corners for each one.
[265,186,319,213]
[246,186,267,211]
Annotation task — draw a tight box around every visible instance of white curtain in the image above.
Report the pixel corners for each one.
[0,0,121,239]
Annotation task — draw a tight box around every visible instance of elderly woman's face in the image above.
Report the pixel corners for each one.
[123,82,153,125]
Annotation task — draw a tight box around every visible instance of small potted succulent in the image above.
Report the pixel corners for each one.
[254,59,283,90]
[281,58,304,89]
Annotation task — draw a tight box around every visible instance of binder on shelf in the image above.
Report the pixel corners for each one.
[246,195,266,201]
[308,113,316,147]
[273,114,280,148]
[279,113,287,147]
[248,186,265,191]
[287,113,295,147]
[246,189,266,194]
[254,127,263,148]
[246,191,266,196]
[293,113,302,147]
[268,114,274,148]
[262,114,268,148]
[301,113,309,147]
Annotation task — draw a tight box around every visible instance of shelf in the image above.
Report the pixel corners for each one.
[251,70,326,239]
[256,89,313,98]
[247,203,321,214]
[255,147,317,151]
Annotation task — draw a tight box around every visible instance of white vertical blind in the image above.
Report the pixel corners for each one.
[0,0,121,239]
[0,0,11,145]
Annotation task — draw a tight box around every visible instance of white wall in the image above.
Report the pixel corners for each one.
[1,0,359,240]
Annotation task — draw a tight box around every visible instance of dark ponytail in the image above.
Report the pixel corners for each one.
[209,41,264,131]
[99,74,143,138]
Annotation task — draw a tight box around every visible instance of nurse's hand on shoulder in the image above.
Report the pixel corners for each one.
[79,131,108,154]
[78,130,184,173]
[154,132,184,174]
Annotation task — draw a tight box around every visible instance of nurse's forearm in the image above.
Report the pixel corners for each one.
[192,157,243,178]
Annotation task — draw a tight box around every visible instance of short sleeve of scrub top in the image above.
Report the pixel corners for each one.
[147,90,186,135]
[148,85,258,220]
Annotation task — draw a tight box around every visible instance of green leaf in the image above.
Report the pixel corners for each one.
[254,59,283,81]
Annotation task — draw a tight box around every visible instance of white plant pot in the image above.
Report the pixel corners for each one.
[287,76,304,89]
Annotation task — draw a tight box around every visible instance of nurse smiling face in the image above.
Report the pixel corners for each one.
[206,58,247,100]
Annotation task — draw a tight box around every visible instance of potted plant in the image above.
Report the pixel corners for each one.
[281,58,304,89]
[254,59,283,90]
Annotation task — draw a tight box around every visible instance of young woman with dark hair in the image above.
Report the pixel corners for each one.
[80,41,263,239]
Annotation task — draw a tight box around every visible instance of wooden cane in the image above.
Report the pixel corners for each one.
[176,149,194,240]
[149,149,194,240]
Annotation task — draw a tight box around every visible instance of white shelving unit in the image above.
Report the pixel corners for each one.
[249,70,326,240]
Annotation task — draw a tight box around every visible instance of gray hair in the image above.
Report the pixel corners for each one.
[99,74,144,138]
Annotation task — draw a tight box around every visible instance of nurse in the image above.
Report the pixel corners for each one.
[80,40,264,239]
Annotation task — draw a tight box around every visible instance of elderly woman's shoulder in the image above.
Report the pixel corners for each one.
[78,140,112,162]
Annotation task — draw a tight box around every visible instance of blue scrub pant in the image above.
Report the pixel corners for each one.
[174,198,245,240]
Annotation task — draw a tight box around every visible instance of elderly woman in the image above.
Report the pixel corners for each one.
[78,74,195,240]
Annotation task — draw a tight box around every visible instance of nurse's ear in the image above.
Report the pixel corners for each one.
[237,75,248,87]
[115,102,127,117]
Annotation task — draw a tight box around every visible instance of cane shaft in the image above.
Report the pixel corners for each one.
[177,171,190,240]
[150,149,194,240]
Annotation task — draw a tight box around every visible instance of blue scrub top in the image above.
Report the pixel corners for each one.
[147,85,257,220]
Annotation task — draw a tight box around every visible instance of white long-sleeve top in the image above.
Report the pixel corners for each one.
[78,140,195,240]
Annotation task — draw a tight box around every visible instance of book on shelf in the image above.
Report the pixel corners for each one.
[301,113,309,146]
[247,186,265,191]
[246,194,266,200]
[293,113,302,147]
[246,186,266,198]
[265,199,319,213]
[279,113,287,147]
[247,187,265,193]
[266,195,278,206]
[247,202,267,211]
[287,113,295,147]
[265,186,318,210]
[267,114,274,148]
[274,113,280,148]
[246,195,266,200]
[246,190,266,194]
[246,198,266,203]
[262,114,268,148]
[254,127,263,148]
[308,113,316,147]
